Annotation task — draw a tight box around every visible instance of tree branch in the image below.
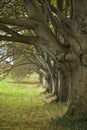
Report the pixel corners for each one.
[0,18,37,28]
[23,0,45,23]
[0,24,23,37]
[50,4,73,28]
[0,35,38,45]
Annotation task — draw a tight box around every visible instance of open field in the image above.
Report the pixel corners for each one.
[0,78,69,130]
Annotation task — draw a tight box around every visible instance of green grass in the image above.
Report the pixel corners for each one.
[0,78,68,130]
[1,78,86,130]
[0,79,42,106]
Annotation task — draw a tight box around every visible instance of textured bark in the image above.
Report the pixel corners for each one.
[59,72,69,102]
[65,65,87,118]
[64,0,87,119]
[56,0,63,11]
[53,74,59,96]
[46,75,52,93]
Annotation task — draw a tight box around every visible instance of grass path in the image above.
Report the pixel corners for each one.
[0,79,68,130]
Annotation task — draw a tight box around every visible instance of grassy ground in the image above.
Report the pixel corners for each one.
[0,78,68,130]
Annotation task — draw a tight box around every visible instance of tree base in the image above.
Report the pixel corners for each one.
[64,104,87,121]
[53,114,87,130]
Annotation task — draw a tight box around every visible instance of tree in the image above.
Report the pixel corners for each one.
[0,0,87,119]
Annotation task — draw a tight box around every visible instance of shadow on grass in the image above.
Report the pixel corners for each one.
[52,116,87,130]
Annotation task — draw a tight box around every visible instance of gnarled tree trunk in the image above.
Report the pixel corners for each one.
[65,65,87,118]
[64,0,87,119]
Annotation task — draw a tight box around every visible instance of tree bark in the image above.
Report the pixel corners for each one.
[65,65,87,119]
[46,74,52,93]
[64,0,87,119]
[59,72,69,102]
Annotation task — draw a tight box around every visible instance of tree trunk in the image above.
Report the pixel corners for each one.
[59,72,69,102]
[65,0,87,119]
[53,74,59,96]
[65,65,87,119]
[42,74,46,87]
[46,75,52,93]
[51,75,55,95]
